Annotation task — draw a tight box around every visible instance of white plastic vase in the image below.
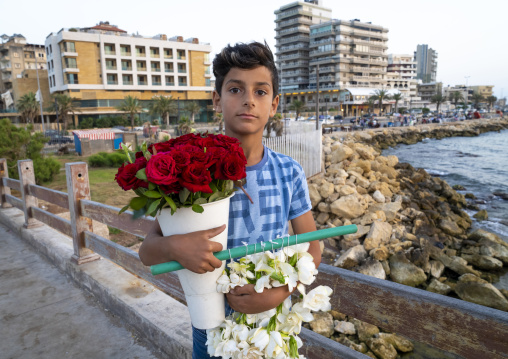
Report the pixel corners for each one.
[156,194,233,330]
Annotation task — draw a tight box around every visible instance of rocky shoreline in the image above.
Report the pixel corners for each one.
[305,117,508,358]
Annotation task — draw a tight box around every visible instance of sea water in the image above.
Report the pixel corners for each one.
[383,129,508,290]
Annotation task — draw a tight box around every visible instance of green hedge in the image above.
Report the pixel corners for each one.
[88,152,129,168]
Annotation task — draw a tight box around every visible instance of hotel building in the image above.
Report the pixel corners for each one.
[45,22,213,123]
[386,54,419,109]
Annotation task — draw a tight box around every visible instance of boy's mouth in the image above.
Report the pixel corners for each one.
[238,113,257,119]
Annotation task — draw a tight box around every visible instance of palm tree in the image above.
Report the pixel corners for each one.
[391,92,402,113]
[471,92,484,110]
[430,93,446,113]
[54,94,79,131]
[184,101,202,123]
[289,100,306,120]
[17,92,39,124]
[363,96,376,114]
[449,91,464,108]
[486,95,497,112]
[116,95,142,130]
[213,112,224,134]
[149,95,177,128]
[372,89,390,113]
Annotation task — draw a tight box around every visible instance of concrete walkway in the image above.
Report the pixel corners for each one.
[0,222,161,359]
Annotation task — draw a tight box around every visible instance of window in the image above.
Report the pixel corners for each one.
[51,60,54,69]
[52,75,55,85]
[178,64,186,73]
[177,50,185,60]
[164,62,173,72]
[66,73,79,84]
[49,77,53,87]
[178,76,187,86]
[135,46,146,57]
[165,76,174,86]
[205,78,211,87]
[49,45,52,54]
[163,48,173,59]
[15,63,21,68]
[39,53,44,58]
[137,60,146,71]
[107,74,118,85]
[122,74,133,85]
[63,42,76,52]
[151,62,161,72]
[137,75,147,85]
[152,75,161,86]
[104,44,115,55]
[120,45,131,56]
[105,59,117,70]
[150,47,160,58]
[13,52,19,58]
[65,57,77,68]
[121,60,132,71]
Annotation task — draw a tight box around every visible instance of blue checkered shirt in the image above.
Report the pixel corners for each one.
[227,146,311,249]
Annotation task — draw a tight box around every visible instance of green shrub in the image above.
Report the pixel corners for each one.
[33,157,61,184]
[111,116,128,127]
[95,117,111,128]
[88,152,128,168]
[108,152,129,167]
[79,117,94,129]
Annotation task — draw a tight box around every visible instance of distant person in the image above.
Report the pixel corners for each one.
[473,111,481,119]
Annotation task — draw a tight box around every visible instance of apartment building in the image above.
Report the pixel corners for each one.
[0,34,48,110]
[386,54,419,108]
[414,44,437,83]
[45,22,213,123]
[470,85,494,99]
[275,0,332,93]
[443,85,471,106]
[417,82,442,103]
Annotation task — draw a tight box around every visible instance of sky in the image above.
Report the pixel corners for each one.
[1,0,507,98]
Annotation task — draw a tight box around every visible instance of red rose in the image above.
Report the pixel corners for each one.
[180,144,210,166]
[215,152,247,181]
[174,133,199,146]
[159,181,182,194]
[146,152,178,185]
[179,163,213,193]
[193,134,215,149]
[135,151,144,159]
[206,147,228,170]
[213,134,241,149]
[170,149,191,170]
[115,162,144,191]
[148,139,176,154]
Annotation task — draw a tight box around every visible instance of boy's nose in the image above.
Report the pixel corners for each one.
[243,93,255,107]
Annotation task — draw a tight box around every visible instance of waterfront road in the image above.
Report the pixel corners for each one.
[0,222,161,359]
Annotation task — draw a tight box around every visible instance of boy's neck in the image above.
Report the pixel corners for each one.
[228,132,264,167]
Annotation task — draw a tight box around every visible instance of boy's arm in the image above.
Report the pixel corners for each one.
[138,218,226,274]
[227,211,320,314]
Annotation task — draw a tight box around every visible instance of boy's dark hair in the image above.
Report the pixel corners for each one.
[213,41,279,99]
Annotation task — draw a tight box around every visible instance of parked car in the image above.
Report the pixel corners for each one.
[48,135,73,145]
[334,115,343,120]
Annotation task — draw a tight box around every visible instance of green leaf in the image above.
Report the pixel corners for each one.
[132,207,147,219]
[225,180,234,192]
[148,182,156,190]
[135,168,147,181]
[129,196,147,211]
[118,204,129,214]
[289,336,299,358]
[144,190,162,198]
[208,191,224,203]
[266,315,277,333]
[270,271,286,284]
[193,197,207,205]
[161,193,177,212]
[147,198,161,217]
[289,254,298,267]
[192,204,204,214]
[209,182,218,193]
[179,187,191,203]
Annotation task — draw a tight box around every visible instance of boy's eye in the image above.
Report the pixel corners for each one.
[256,90,268,96]
[229,87,241,94]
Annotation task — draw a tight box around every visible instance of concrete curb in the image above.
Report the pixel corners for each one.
[0,207,193,359]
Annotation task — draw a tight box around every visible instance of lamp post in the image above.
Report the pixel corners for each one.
[464,76,470,108]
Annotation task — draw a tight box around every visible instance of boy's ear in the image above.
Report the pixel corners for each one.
[269,95,280,118]
[212,90,222,113]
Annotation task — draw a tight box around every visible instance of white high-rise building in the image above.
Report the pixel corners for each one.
[386,54,419,109]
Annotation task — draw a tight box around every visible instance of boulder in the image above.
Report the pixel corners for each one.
[429,260,445,278]
[473,209,488,221]
[455,274,508,311]
[343,224,370,241]
[372,190,385,203]
[330,194,367,219]
[308,183,322,208]
[309,312,335,338]
[354,143,378,161]
[378,333,414,352]
[461,254,503,271]
[352,318,379,341]
[364,221,392,251]
[319,181,335,198]
[389,252,427,287]
[368,181,393,198]
[334,245,367,269]
[438,218,463,237]
[357,258,386,279]
[331,145,354,163]
[369,201,402,222]
[370,246,390,261]
[478,239,508,265]
[427,278,452,295]
[366,338,397,359]
[316,212,330,225]
[334,321,356,335]
[338,185,357,196]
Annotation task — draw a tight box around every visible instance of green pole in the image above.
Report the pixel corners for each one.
[151,225,357,275]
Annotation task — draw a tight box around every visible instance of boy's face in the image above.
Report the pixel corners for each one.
[213,66,279,139]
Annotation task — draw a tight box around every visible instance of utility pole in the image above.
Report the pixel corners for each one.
[315,64,319,130]
[54,97,60,136]
[34,49,45,133]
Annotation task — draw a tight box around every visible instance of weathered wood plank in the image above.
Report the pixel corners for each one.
[32,207,72,237]
[313,264,508,359]
[81,199,154,238]
[299,327,367,359]
[3,177,21,191]
[83,231,185,302]
[28,184,69,209]
[5,194,23,210]
[18,160,40,228]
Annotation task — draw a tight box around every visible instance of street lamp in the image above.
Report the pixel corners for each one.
[464,76,470,108]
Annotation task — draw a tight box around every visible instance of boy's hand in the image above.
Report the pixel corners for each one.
[226,284,290,314]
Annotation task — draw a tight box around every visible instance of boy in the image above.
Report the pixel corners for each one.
[139,42,321,359]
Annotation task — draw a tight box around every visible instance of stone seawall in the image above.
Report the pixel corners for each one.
[306,117,508,356]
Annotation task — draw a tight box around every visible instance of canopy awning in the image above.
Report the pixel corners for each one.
[72,129,116,140]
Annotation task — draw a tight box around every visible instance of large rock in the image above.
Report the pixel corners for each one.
[378,333,414,352]
[357,258,386,279]
[331,144,354,163]
[366,338,397,359]
[461,254,503,271]
[343,224,370,241]
[369,201,402,222]
[429,260,445,278]
[308,183,322,208]
[438,218,463,237]
[389,252,427,287]
[337,185,357,196]
[372,190,385,203]
[473,209,488,221]
[334,245,367,269]
[368,181,393,198]
[430,246,482,276]
[352,318,379,341]
[319,181,335,198]
[330,194,367,219]
[363,221,392,251]
[309,311,335,338]
[354,143,378,161]
[427,278,452,295]
[334,321,356,335]
[455,274,508,311]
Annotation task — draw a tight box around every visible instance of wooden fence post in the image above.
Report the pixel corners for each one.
[0,158,12,208]
[18,160,42,228]
[66,162,100,265]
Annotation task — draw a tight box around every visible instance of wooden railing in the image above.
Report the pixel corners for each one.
[1,158,507,359]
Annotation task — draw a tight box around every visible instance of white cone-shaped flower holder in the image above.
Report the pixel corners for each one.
[156,195,232,330]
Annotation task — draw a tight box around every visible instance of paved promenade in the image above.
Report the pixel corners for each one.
[0,222,160,359]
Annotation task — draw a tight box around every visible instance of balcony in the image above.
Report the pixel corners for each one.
[177,56,186,60]
[107,80,118,85]
[122,80,133,85]
[136,52,146,57]
[150,53,160,58]
[165,68,173,73]
[152,81,162,86]
[166,82,175,86]
[151,68,161,72]
[66,80,79,85]
[277,35,309,45]
[178,82,187,86]
[120,51,131,57]
[137,67,147,72]
[178,69,186,73]
[63,67,79,73]
[138,81,147,85]
[105,50,116,56]
[61,51,78,57]
[122,66,133,71]
[164,54,173,60]
[106,66,117,70]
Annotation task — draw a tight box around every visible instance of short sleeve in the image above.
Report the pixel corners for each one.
[288,162,312,220]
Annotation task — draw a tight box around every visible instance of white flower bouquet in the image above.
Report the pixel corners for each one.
[207,241,333,359]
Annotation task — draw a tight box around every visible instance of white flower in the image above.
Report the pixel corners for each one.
[215,338,240,359]
[254,274,272,293]
[230,272,249,290]
[232,324,250,342]
[296,254,317,285]
[229,261,255,279]
[302,285,333,312]
[248,327,270,351]
[273,262,298,292]
[265,331,284,358]
[234,344,264,359]
[291,302,315,323]
[206,327,222,356]
[217,271,232,293]
[253,252,276,275]
[220,319,235,340]
[283,242,310,257]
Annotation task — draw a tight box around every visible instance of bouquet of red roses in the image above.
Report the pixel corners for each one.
[115,133,247,218]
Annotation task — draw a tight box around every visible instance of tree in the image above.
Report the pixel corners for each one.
[177,116,193,135]
[213,112,224,134]
[449,91,464,108]
[149,95,177,128]
[430,93,446,113]
[363,96,376,113]
[372,89,390,113]
[271,113,284,136]
[471,92,484,110]
[391,92,403,113]
[17,92,39,124]
[116,95,142,130]
[486,95,497,112]
[184,101,202,123]
[289,100,306,120]
[53,94,79,131]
